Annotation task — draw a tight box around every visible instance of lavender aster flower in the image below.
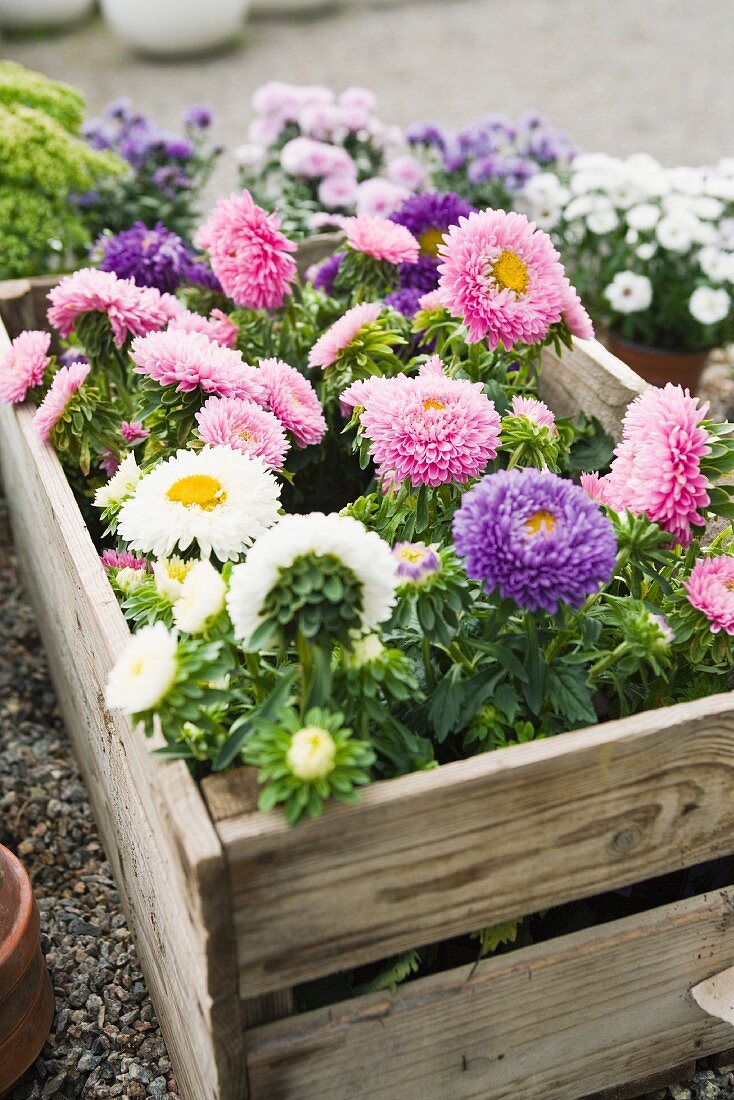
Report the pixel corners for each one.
[392,542,441,583]
[312,251,345,295]
[406,123,447,152]
[385,287,424,318]
[397,255,442,293]
[185,104,213,130]
[453,468,617,614]
[60,349,89,368]
[185,261,223,294]
[389,191,475,257]
[96,222,192,293]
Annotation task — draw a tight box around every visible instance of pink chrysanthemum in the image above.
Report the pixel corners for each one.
[257,358,327,447]
[100,450,119,478]
[418,289,447,313]
[344,214,419,266]
[195,190,297,310]
[510,394,557,434]
[0,330,50,404]
[120,421,150,444]
[605,384,712,546]
[47,268,178,347]
[339,374,391,418]
[561,281,595,341]
[437,209,567,347]
[359,358,501,487]
[101,549,149,572]
[308,302,382,370]
[685,556,734,635]
[580,471,614,506]
[168,307,239,349]
[195,396,289,469]
[32,361,90,443]
[130,329,266,404]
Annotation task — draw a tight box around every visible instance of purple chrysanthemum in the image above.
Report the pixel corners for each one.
[185,261,223,294]
[385,287,424,318]
[453,467,617,614]
[96,221,192,293]
[392,542,441,583]
[388,191,475,258]
[311,251,345,295]
[397,254,443,294]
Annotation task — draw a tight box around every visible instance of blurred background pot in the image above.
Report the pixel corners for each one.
[608,333,709,391]
[0,844,54,1099]
[100,0,251,56]
[0,0,94,32]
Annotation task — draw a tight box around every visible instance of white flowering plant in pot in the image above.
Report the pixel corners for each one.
[519,153,734,355]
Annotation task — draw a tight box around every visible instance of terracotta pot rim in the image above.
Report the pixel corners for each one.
[609,334,710,361]
[0,845,36,981]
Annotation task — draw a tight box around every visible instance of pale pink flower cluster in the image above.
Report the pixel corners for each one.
[195,396,289,469]
[510,394,557,433]
[308,302,382,370]
[0,330,50,404]
[195,191,297,311]
[168,307,238,349]
[387,155,426,191]
[685,556,734,635]
[258,358,327,447]
[32,361,90,442]
[354,355,501,487]
[280,137,354,179]
[120,421,150,444]
[130,329,266,404]
[344,214,419,265]
[47,268,177,347]
[356,177,410,217]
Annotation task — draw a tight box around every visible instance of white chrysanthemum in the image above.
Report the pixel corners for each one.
[636,242,657,261]
[689,286,731,326]
[105,621,178,714]
[522,172,569,205]
[117,446,281,563]
[286,726,336,781]
[116,566,147,595]
[172,560,227,634]
[587,208,619,234]
[656,214,697,253]
[94,452,141,510]
[698,247,734,283]
[153,556,194,603]
[626,203,660,231]
[604,271,653,314]
[344,632,386,668]
[227,512,398,643]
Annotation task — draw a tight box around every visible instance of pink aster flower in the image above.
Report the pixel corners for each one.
[605,384,711,546]
[101,549,149,572]
[0,330,50,404]
[339,374,390,417]
[32,361,90,443]
[100,449,120,478]
[168,307,238,349]
[195,396,289,469]
[356,177,410,217]
[580,471,614,506]
[120,421,151,444]
[510,394,557,434]
[130,329,266,404]
[195,191,297,310]
[344,214,419,265]
[686,556,734,635]
[257,358,326,447]
[308,302,382,370]
[561,281,595,341]
[417,289,447,313]
[437,208,567,347]
[359,358,501,487]
[47,268,177,347]
[280,137,354,179]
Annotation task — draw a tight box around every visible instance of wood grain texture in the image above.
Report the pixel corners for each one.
[220,691,734,997]
[0,393,245,1100]
[0,275,60,343]
[539,336,647,441]
[245,888,734,1100]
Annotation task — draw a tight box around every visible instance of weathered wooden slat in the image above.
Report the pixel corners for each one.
[245,887,734,1100]
[0,395,245,1100]
[219,691,734,998]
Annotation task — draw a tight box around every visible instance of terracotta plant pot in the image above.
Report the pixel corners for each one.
[0,845,54,1099]
[608,333,709,391]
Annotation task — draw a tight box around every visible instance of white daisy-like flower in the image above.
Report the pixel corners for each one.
[656,214,696,253]
[115,566,147,595]
[522,172,569,206]
[117,446,281,562]
[587,208,619,234]
[105,621,178,714]
[689,286,731,326]
[604,271,653,314]
[286,726,336,781]
[636,242,657,261]
[719,219,734,249]
[153,556,194,604]
[172,560,227,634]
[94,452,141,511]
[344,632,386,668]
[625,228,639,245]
[626,203,660,231]
[227,512,398,644]
[697,247,734,283]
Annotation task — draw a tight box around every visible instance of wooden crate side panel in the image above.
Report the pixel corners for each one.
[0,400,245,1100]
[219,692,734,998]
[245,887,734,1100]
[539,336,647,440]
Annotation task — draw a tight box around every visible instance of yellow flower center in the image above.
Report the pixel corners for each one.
[166,559,192,583]
[418,228,446,256]
[398,546,426,564]
[239,429,254,443]
[726,580,734,592]
[166,474,226,511]
[130,660,144,677]
[491,250,529,296]
[524,510,557,538]
[423,398,446,411]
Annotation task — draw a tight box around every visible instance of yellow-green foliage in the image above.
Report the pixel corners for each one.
[0,62,125,279]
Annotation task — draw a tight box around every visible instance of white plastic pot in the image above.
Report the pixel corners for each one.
[0,0,94,31]
[100,0,251,56]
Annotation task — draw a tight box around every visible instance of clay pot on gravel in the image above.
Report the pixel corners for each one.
[0,844,54,1099]
[608,333,709,392]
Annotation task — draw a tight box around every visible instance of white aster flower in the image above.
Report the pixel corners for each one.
[105,621,178,714]
[689,195,724,220]
[117,446,281,563]
[286,726,336,781]
[719,219,734,249]
[626,203,660,231]
[656,215,696,253]
[689,286,731,326]
[523,172,568,205]
[587,208,619,234]
[153,556,194,603]
[115,566,147,595]
[604,271,653,314]
[625,228,640,245]
[667,166,707,195]
[94,452,141,511]
[227,512,398,644]
[233,142,266,168]
[697,247,733,282]
[344,632,386,668]
[636,242,657,261]
[172,560,227,634]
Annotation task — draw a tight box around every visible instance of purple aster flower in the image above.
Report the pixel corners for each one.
[96,222,192,293]
[184,261,223,294]
[385,286,424,318]
[312,251,345,295]
[161,134,195,161]
[406,123,447,151]
[397,254,440,293]
[453,467,617,614]
[60,349,89,368]
[388,191,475,258]
[185,104,213,130]
[467,154,505,185]
[442,149,467,173]
[106,98,133,122]
[152,165,191,197]
[392,541,441,583]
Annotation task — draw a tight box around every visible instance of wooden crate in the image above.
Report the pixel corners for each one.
[2,306,734,1099]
